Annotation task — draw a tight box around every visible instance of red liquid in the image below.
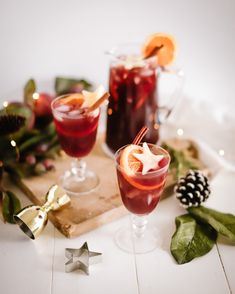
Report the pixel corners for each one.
[106,61,159,153]
[116,150,169,215]
[52,100,99,158]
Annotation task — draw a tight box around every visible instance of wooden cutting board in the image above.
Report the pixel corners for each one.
[15,136,206,238]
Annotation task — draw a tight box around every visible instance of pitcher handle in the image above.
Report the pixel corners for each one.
[157,66,184,124]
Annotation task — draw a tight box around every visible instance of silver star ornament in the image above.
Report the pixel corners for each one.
[65,242,102,275]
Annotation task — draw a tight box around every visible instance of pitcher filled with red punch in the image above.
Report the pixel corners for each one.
[104,33,184,154]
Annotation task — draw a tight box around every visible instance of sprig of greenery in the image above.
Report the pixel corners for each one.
[2,191,21,223]
[55,77,92,95]
[24,79,36,108]
[161,142,199,179]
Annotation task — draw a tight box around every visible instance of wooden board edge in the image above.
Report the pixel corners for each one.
[60,205,128,238]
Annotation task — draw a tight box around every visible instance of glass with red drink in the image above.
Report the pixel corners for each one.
[51,94,100,195]
[115,142,170,253]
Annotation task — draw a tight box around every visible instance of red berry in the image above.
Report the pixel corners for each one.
[36,143,48,153]
[42,159,54,170]
[25,154,36,165]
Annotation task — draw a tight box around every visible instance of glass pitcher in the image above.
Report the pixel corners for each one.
[104,43,183,154]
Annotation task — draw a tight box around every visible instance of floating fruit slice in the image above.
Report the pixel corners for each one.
[120,144,165,190]
[120,144,143,176]
[60,93,84,108]
[142,33,176,66]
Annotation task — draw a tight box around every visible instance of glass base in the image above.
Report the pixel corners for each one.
[114,223,161,254]
[60,169,99,196]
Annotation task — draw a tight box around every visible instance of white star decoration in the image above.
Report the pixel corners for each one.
[133,142,164,175]
[82,85,106,108]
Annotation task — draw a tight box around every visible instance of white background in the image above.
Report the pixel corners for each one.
[0,0,235,108]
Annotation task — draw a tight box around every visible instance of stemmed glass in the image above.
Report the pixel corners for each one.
[51,94,100,195]
[115,143,170,253]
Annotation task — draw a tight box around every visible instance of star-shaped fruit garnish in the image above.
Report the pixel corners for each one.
[133,142,164,175]
[82,85,106,108]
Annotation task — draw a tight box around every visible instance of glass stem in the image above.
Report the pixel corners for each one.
[131,214,148,238]
[71,158,86,181]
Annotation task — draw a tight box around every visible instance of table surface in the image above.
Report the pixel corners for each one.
[0,138,235,294]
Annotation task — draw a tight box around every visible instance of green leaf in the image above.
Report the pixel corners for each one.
[19,134,48,153]
[55,77,92,95]
[4,161,34,178]
[171,214,217,264]
[161,143,199,179]
[2,191,21,224]
[188,206,235,242]
[24,79,36,107]
[19,122,56,153]
[44,143,61,159]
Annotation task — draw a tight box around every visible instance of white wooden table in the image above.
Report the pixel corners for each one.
[0,167,234,294]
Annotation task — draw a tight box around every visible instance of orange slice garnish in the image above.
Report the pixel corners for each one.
[82,85,106,108]
[60,93,84,107]
[120,144,165,190]
[142,33,176,66]
[120,144,143,175]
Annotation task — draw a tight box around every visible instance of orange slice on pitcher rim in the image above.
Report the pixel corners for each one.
[120,144,165,190]
[142,33,176,66]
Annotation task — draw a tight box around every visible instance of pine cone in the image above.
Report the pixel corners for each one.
[0,114,25,136]
[174,170,210,208]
